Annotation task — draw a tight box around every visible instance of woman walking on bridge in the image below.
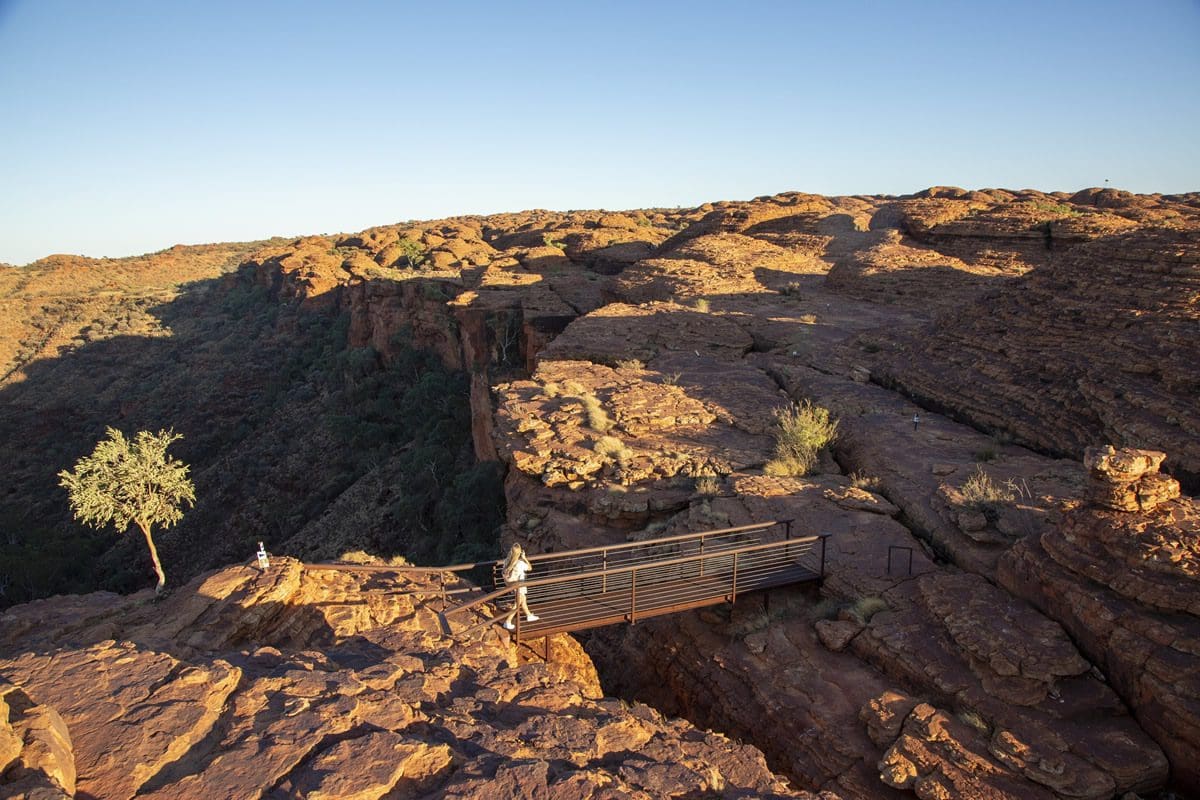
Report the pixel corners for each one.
[502,542,539,630]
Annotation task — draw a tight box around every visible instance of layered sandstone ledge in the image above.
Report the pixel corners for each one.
[999,447,1199,795]
[0,559,817,799]
[266,188,1193,797]
[5,187,1198,798]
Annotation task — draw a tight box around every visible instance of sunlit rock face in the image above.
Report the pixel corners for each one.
[4,186,1198,798]
[0,558,816,799]
[999,449,1200,796]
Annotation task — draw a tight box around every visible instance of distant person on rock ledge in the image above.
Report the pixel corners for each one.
[501,542,539,630]
[912,412,920,430]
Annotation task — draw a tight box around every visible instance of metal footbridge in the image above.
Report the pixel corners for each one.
[439,520,827,645]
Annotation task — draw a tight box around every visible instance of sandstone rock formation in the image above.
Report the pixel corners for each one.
[0,682,74,799]
[5,186,1200,798]
[875,226,1200,490]
[0,558,818,799]
[1084,444,1181,511]
[1000,448,1200,795]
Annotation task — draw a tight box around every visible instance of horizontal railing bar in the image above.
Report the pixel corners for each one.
[517,539,813,592]
[509,563,814,616]
[525,546,817,587]
[490,533,761,580]
[516,541,820,600]
[308,561,490,574]
[518,520,791,563]
[444,531,824,627]
[494,546,731,581]
[506,567,824,635]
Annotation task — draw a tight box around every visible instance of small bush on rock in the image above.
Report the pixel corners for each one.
[960,465,1015,509]
[764,400,838,477]
[396,237,426,269]
[581,393,613,432]
[594,436,633,466]
[850,471,881,490]
[848,596,888,624]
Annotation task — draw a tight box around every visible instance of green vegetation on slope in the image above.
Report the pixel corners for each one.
[0,265,504,605]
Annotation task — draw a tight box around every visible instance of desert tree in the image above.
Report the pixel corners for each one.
[58,427,195,595]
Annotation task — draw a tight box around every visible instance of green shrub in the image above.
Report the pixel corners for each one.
[396,237,426,269]
[973,447,997,463]
[848,596,887,624]
[764,452,816,477]
[694,475,720,495]
[764,400,838,477]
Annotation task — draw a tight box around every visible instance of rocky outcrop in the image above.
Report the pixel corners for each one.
[0,682,74,799]
[826,229,1020,309]
[999,449,1200,794]
[581,465,1167,799]
[8,187,1200,799]
[876,227,1200,490]
[1084,444,1181,512]
[0,559,817,799]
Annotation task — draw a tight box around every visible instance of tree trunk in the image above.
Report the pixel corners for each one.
[135,519,167,595]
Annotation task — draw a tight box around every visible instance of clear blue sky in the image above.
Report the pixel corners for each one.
[1,1,1197,265]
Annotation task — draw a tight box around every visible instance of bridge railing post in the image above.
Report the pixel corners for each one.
[699,536,705,577]
[630,568,637,624]
[819,535,827,577]
[601,549,607,594]
[731,551,739,604]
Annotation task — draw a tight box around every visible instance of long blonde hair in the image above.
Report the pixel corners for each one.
[502,542,525,577]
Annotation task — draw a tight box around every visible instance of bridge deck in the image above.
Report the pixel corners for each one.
[512,561,820,639]
[441,521,828,644]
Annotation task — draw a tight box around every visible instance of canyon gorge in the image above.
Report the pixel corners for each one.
[1,187,1198,798]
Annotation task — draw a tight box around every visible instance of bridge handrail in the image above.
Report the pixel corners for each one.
[307,520,794,579]
[520,520,792,564]
[306,561,487,574]
[447,532,827,620]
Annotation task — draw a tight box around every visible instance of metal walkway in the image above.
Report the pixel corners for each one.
[439,520,827,645]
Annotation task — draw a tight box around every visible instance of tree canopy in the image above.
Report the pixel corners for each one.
[58,427,195,593]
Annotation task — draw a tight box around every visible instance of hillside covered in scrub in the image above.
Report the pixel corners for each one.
[1,186,1199,798]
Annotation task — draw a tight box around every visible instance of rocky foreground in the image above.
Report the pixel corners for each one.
[2,186,1198,798]
[0,560,820,799]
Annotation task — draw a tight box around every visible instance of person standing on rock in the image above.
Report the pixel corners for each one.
[501,542,539,630]
[912,412,920,430]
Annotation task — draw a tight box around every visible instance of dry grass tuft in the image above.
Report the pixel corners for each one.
[594,435,633,466]
[848,595,888,624]
[581,393,613,432]
[960,466,1015,509]
[763,400,838,477]
[849,471,881,490]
